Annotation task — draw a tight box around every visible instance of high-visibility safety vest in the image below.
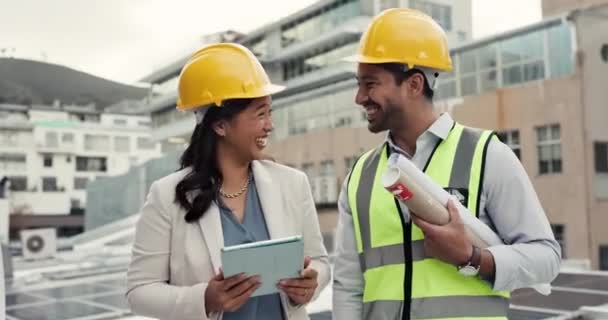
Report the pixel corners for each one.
[347,123,510,320]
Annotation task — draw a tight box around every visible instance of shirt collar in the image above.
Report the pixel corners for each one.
[386,113,455,154]
[427,112,454,141]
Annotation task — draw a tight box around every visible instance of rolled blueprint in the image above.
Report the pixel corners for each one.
[383,166,488,249]
[382,153,551,295]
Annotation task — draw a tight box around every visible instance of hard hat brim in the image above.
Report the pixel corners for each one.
[176,83,285,111]
[342,54,453,72]
[342,54,404,64]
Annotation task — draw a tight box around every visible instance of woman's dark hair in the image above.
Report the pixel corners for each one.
[175,98,253,222]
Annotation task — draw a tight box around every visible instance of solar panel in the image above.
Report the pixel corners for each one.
[512,287,608,312]
[7,300,114,320]
[310,311,332,320]
[25,283,112,300]
[507,308,563,320]
[552,273,608,291]
[5,293,49,307]
[307,308,565,320]
[94,279,126,289]
[5,270,608,320]
[88,293,129,310]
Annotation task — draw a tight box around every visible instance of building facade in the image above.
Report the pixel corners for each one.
[542,0,608,17]
[0,103,162,230]
[271,4,608,268]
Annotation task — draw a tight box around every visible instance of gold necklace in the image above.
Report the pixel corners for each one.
[219,175,250,199]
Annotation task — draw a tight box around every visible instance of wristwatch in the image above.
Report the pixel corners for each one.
[458,245,481,277]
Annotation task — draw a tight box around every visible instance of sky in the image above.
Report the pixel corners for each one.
[0,0,541,84]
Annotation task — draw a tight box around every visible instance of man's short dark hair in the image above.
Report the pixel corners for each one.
[377,63,435,101]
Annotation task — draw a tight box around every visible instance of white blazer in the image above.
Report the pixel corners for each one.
[126,160,331,320]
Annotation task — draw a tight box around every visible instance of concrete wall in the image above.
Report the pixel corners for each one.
[574,4,608,268]
[542,0,608,17]
[450,74,591,261]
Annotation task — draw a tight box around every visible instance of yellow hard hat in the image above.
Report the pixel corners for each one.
[349,8,452,71]
[176,43,284,111]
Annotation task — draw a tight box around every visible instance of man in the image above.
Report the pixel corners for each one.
[332,8,561,320]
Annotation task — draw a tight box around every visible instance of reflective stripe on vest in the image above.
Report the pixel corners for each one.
[347,123,509,320]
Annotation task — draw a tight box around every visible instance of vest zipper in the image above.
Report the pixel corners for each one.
[395,198,412,320]
[386,144,413,320]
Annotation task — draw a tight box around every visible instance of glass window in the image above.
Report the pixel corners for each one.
[283,40,357,80]
[537,124,562,175]
[114,136,130,152]
[442,6,452,31]
[436,70,457,100]
[0,130,19,147]
[436,80,457,100]
[521,31,544,61]
[271,108,289,141]
[461,75,478,96]
[548,23,573,77]
[459,50,477,74]
[43,154,53,168]
[8,176,27,191]
[551,224,566,258]
[84,134,110,151]
[594,142,608,173]
[480,70,498,91]
[74,177,88,190]
[62,133,74,144]
[320,160,335,177]
[601,246,608,271]
[523,61,545,81]
[42,177,58,192]
[249,39,268,57]
[479,45,497,70]
[379,0,397,11]
[137,137,155,150]
[503,65,523,86]
[76,156,107,172]
[0,153,26,171]
[45,131,59,148]
[85,114,100,123]
[500,37,523,65]
[279,86,358,138]
[113,118,127,126]
[280,0,359,47]
[411,1,452,31]
[498,130,521,160]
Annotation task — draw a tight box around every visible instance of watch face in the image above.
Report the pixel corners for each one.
[459,266,479,277]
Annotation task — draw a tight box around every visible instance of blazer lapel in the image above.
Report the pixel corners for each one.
[198,202,223,273]
[252,161,288,239]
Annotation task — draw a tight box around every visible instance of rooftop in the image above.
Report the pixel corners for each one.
[5,216,608,320]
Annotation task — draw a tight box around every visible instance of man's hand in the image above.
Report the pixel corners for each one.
[277,256,318,305]
[411,199,472,266]
[205,270,261,314]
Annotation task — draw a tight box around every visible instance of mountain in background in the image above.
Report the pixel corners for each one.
[0,58,150,109]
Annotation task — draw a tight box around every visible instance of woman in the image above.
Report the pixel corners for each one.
[126,43,330,320]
